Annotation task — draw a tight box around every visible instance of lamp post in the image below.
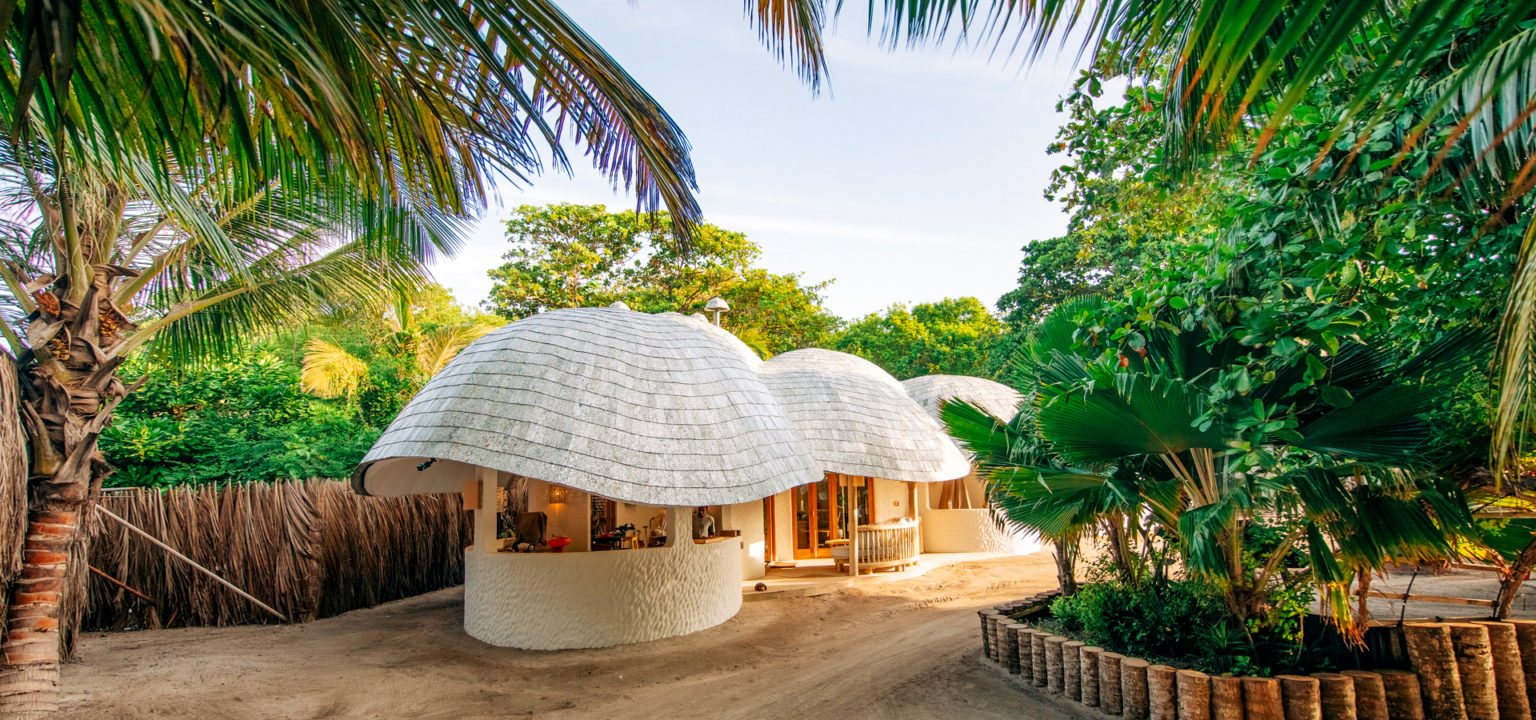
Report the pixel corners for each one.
[704,296,729,327]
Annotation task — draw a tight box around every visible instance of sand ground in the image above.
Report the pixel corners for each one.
[58,553,1084,720]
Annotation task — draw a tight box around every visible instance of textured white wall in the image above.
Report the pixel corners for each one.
[463,507,743,650]
[919,508,1042,555]
[719,501,766,580]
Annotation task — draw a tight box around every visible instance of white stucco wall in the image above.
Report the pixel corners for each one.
[463,507,743,650]
[772,490,793,562]
[872,478,913,523]
[718,501,766,580]
[919,508,1041,555]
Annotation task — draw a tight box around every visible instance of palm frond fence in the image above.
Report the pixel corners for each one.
[78,480,469,632]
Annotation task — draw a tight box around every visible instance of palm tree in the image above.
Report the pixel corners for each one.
[944,298,1477,634]
[0,1,829,715]
[300,297,499,404]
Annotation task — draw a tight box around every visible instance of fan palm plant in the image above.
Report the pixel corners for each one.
[945,298,1478,633]
[0,1,831,715]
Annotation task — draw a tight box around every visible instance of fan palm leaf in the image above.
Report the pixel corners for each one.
[300,339,370,399]
[416,323,500,377]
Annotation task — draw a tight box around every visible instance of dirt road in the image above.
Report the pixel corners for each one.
[59,553,1081,719]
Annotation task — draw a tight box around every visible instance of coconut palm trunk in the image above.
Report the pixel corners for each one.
[0,176,137,715]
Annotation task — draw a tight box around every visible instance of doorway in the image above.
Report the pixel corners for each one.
[792,475,872,559]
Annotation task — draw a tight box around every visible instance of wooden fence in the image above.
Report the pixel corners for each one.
[80,480,470,631]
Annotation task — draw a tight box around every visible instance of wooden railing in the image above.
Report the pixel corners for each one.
[836,518,920,573]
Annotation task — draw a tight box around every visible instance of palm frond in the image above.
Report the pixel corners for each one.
[2,0,705,237]
[300,340,369,399]
[416,323,499,377]
[743,1,829,91]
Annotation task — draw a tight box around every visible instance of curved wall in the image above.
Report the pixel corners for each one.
[920,508,1042,555]
[463,535,742,650]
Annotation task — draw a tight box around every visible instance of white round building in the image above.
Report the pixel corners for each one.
[353,306,1031,650]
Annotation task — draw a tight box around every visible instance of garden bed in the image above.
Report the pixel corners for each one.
[979,593,1536,719]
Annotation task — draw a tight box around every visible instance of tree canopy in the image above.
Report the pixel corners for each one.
[485,203,839,355]
[827,297,1004,380]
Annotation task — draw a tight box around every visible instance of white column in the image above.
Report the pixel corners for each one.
[476,465,498,553]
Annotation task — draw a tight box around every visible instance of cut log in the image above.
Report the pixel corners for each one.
[1031,632,1048,688]
[1081,646,1103,707]
[1016,628,1035,683]
[1101,652,1125,715]
[1375,669,1424,720]
[1063,641,1084,701]
[1045,636,1065,694]
[978,609,995,659]
[1002,623,1022,674]
[1175,669,1211,720]
[1507,618,1536,714]
[1278,675,1322,720]
[1242,676,1284,720]
[1339,671,1387,720]
[980,609,999,661]
[1446,622,1498,720]
[1121,658,1149,720]
[1403,622,1467,720]
[1148,664,1177,720]
[1313,673,1358,720]
[1473,621,1531,720]
[1211,675,1243,718]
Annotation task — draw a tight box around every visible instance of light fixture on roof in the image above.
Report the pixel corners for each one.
[704,297,729,327]
[548,484,569,505]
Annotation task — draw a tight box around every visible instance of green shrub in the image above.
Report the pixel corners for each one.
[101,353,383,487]
[1050,575,1318,676]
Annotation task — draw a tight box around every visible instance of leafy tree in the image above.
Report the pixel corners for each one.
[301,285,500,425]
[828,297,1004,380]
[886,0,1536,475]
[999,70,1227,327]
[100,354,380,487]
[485,203,839,354]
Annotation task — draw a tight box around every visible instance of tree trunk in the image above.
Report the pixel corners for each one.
[1355,568,1373,635]
[1495,534,1536,620]
[0,260,135,718]
[1054,538,1079,595]
[0,510,78,718]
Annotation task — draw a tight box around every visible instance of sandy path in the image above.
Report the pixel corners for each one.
[59,553,1082,719]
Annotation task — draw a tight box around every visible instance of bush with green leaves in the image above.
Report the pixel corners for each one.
[101,353,380,487]
[1050,555,1318,676]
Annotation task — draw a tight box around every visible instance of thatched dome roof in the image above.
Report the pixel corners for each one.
[761,350,971,483]
[353,307,820,505]
[355,308,977,503]
[902,374,1024,424]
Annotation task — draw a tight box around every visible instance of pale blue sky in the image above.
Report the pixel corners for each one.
[434,2,1086,320]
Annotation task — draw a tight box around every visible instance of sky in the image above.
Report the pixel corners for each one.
[433,2,1087,320]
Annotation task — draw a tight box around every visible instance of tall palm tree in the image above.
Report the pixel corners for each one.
[0,1,829,715]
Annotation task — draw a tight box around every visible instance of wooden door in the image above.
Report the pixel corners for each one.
[793,476,838,559]
[792,475,875,559]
